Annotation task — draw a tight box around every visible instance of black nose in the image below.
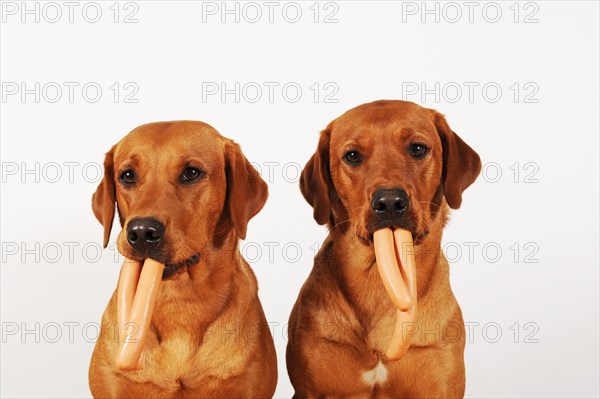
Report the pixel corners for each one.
[126,217,164,253]
[371,189,409,219]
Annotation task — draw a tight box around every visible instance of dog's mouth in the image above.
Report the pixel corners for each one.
[162,253,200,279]
[362,220,427,245]
[124,252,201,280]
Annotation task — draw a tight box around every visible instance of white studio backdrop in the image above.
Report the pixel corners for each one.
[1,1,598,398]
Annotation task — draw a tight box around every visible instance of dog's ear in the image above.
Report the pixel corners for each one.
[300,128,333,225]
[92,147,116,248]
[434,112,481,209]
[223,142,268,240]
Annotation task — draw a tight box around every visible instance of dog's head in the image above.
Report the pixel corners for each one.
[300,100,480,243]
[92,121,267,275]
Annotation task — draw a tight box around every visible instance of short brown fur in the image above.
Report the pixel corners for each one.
[287,101,481,398]
[89,121,277,398]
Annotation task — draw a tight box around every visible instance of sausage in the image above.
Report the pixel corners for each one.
[373,228,418,360]
[393,229,416,300]
[116,259,144,369]
[117,259,142,334]
[115,258,164,371]
[373,229,412,311]
[387,228,417,360]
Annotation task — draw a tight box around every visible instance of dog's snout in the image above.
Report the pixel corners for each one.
[371,189,409,219]
[127,217,165,252]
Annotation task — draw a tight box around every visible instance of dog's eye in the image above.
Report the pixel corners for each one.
[344,150,362,165]
[181,167,203,183]
[119,170,136,186]
[408,143,429,159]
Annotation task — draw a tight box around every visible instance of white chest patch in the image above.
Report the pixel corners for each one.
[361,361,388,386]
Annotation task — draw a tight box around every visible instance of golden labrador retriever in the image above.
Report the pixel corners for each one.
[89,121,277,398]
[287,101,481,398]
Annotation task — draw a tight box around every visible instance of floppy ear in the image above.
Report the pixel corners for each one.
[435,113,481,209]
[300,128,333,225]
[92,147,116,248]
[223,142,268,240]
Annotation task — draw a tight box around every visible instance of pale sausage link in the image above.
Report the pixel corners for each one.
[374,229,412,311]
[387,229,417,360]
[373,228,418,360]
[115,259,164,370]
[117,259,142,333]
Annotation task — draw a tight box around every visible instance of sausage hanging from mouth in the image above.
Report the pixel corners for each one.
[116,259,143,369]
[117,259,142,334]
[373,228,417,360]
[374,229,412,311]
[115,258,165,371]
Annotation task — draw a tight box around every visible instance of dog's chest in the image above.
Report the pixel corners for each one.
[346,269,398,351]
[135,327,251,393]
[141,308,250,386]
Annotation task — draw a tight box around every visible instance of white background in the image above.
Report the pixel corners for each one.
[1,1,599,398]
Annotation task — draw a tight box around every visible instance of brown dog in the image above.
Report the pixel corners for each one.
[89,121,277,398]
[287,101,481,398]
